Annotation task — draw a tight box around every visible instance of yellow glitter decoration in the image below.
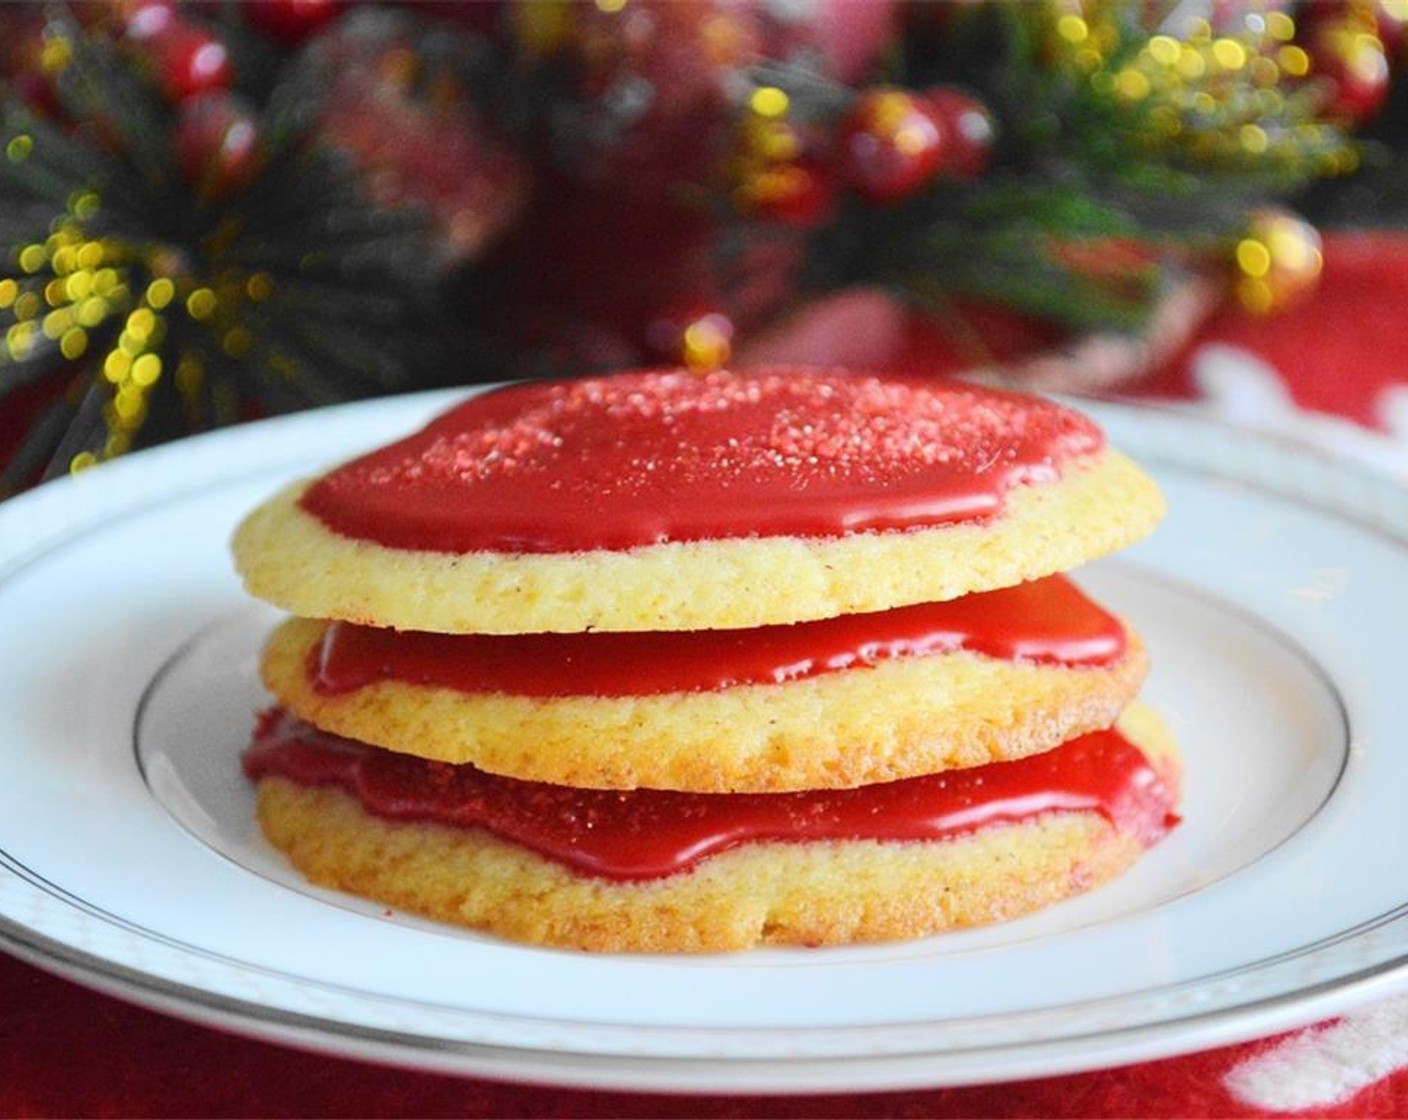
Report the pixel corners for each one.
[512,0,575,55]
[1249,55,1280,86]
[1074,45,1103,71]
[1235,238,1272,278]
[734,78,815,219]
[103,351,130,383]
[14,292,41,320]
[1147,35,1181,66]
[76,242,104,271]
[1278,45,1311,78]
[71,192,100,222]
[76,296,109,328]
[1177,48,1207,79]
[222,327,252,358]
[65,272,93,301]
[1114,68,1151,101]
[1239,123,1269,154]
[1057,14,1089,44]
[1211,39,1247,71]
[113,384,146,423]
[59,327,88,360]
[6,135,33,163]
[6,324,34,361]
[175,355,205,396]
[0,185,282,468]
[1266,11,1296,41]
[130,353,162,386]
[245,273,273,302]
[1234,209,1323,315]
[125,307,157,342]
[146,278,176,309]
[41,308,71,340]
[750,86,790,119]
[186,288,218,320]
[756,123,800,161]
[40,36,72,74]
[742,165,812,210]
[17,245,46,274]
[1038,0,1355,182]
[681,315,732,373]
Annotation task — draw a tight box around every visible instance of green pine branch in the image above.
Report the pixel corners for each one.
[0,10,477,487]
[803,1,1359,337]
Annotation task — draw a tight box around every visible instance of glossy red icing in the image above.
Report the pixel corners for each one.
[311,574,1126,698]
[298,368,1105,553]
[244,710,1178,881]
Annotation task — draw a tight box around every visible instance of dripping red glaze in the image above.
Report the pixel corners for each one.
[244,710,1178,881]
[311,574,1127,698]
[298,369,1105,553]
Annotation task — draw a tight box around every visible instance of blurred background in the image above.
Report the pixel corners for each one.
[2,0,1406,492]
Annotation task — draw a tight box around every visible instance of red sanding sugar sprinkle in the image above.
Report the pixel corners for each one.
[404,370,1099,489]
[304,368,1106,552]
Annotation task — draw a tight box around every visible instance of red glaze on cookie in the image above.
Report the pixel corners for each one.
[244,710,1179,881]
[311,574,1126,698]
[298,369,1105,553]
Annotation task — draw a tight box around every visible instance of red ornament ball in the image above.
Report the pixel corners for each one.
[174,92,262,201]
[925,86,995,179]
[838,87,945,204]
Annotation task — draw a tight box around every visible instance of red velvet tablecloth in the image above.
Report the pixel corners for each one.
[4,232,1408,1117]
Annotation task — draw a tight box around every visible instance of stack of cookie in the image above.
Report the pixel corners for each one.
[232,367,1180,953]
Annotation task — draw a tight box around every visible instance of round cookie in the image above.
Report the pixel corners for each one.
[247,705,1181,953]
[259,586,1150,792]
[232,369,1166,633]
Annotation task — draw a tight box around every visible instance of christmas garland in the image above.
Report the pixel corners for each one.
[0,0,1402,488]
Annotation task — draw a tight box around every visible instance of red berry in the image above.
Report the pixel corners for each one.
[1308,17,1392,123]
[242,0,343,45]
[122,0,175,39]
[143,20,233,102]
[174,92,262,201]
[925,86,995,179]
[838,88,945,204]
[747,157,837,227]
[9,71,62,120]
[0,11,63,116]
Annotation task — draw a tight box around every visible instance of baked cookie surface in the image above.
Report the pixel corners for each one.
[247,705,1180,953]
[231,369,1165,633]
[260,578,1149,791]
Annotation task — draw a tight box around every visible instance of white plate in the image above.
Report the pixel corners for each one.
[2,390,1407,1094]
